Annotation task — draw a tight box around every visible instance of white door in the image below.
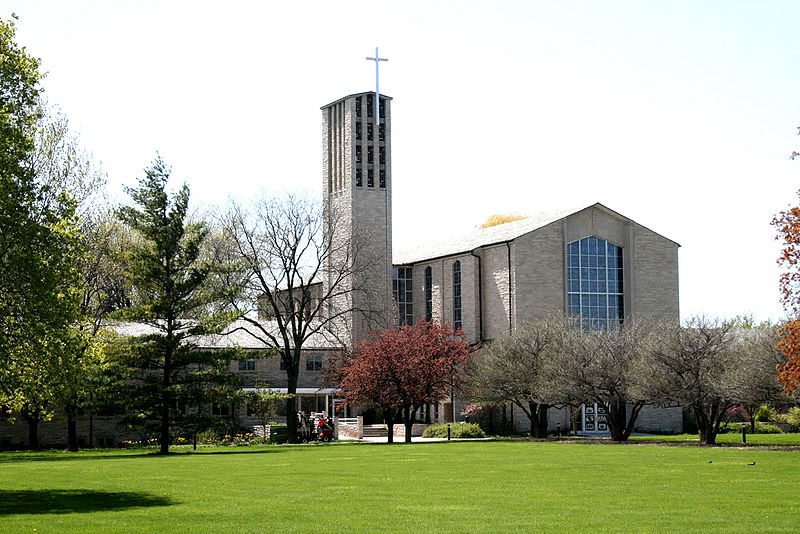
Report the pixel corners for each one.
[582,403,608,433]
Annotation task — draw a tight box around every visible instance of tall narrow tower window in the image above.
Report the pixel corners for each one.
[355,145,362,164]
[379,146,385,165]
[393,267,414,326]
[379,169,386,188]
[379,99,385,117]
[367,169,374,187]
[368,146,374,164]
[355,97,362,117]
[355,122,362,140]
[367,95,374,118]
[453,261,462,330]
[367,123,373,141]
[355,168,363,187]
[379,123,385,142]
[425,266,433,321]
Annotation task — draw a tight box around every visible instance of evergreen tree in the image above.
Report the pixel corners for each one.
[115,156,238,454]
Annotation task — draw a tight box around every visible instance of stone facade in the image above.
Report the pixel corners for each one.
[321,92,394,346]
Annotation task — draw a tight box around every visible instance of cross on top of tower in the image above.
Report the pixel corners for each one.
[366,47,388,126]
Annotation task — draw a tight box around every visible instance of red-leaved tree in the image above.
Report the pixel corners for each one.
[773,192,800,396]
[327,322,471,443]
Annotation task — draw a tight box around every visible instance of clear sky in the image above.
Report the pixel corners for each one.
[7,0,800,322]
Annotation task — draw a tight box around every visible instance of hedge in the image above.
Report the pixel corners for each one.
[422,423,486,439]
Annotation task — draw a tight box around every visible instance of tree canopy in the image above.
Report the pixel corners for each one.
[328,321,471,443]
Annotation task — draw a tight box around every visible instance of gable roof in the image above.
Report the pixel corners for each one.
[112,319,342,350]
[392,202,678,265]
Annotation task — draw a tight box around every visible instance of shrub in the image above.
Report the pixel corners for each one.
[721,422,782,434]
[754,404,774,422]
[754,422,783,434]
[422,423,485,439]
[196,430,220,444]
[787,407,800,431]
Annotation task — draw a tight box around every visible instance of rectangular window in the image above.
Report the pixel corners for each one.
[355,145,362,164]
[379,99,385,117]
[379,169,386,188]
[211,402,229,416]
[379,146,385,165]
[379,123,385,142]
[306,353,323,371]
[367,95,373,117]
[368,169,374,187]
[355,168,363,187]
[238,358,255,371]
[280,358,287,371]
[367,123,373,141]
[355,97,362,117]
[355,121,362,140]
[367,146,374,164]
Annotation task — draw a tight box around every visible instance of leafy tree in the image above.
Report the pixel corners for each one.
[28,102,114,451]
[772,194,800,396]
[114,156,238,454]
[328,322,471,443]
[548,320,654,442]
[0,16,82,449]
[221,194,373,442]
[468,319,558,438]
[243,388,293,440]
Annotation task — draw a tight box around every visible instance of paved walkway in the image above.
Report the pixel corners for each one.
[360,436,491,443]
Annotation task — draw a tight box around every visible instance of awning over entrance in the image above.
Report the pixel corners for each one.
[241,387,339,395]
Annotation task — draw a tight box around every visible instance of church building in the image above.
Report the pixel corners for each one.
[320,90,681,434]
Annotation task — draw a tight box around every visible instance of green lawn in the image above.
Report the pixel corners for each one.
[1,441,799,532]
[631,432,800,446]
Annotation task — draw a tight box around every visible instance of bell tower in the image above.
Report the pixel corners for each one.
[321,92,393,345]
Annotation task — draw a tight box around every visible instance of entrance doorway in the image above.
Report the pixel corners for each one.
[581,403,608,433]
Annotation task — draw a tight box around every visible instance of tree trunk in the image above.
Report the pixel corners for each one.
[403,405,414,443]
[286,369,299,443]
[22,408,40,450]
[527,401,550,438]
[66,399,78,452]
[694,405,717,445]
[159,343,172,455]
[385,409,394,444]
[607,400,629,442]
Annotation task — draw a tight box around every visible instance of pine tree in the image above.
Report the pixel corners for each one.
[115,156,238,454]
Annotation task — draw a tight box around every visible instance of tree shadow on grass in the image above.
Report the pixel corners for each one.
[0,446,289,464]
[0,489,174,516]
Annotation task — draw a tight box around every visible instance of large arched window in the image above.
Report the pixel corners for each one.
[453,261,462,330]
[566,236,623,330]
[425,266,433,321]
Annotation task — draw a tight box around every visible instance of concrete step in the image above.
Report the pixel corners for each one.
[362,424,388,437]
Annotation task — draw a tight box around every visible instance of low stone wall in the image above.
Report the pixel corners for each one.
[0,415,140,450]
[392,424,428,438]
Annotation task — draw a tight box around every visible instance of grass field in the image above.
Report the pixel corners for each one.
[1,440,799,532]
[631,432,800,446]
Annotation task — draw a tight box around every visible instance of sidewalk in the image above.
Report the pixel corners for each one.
[359,436,491,443]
